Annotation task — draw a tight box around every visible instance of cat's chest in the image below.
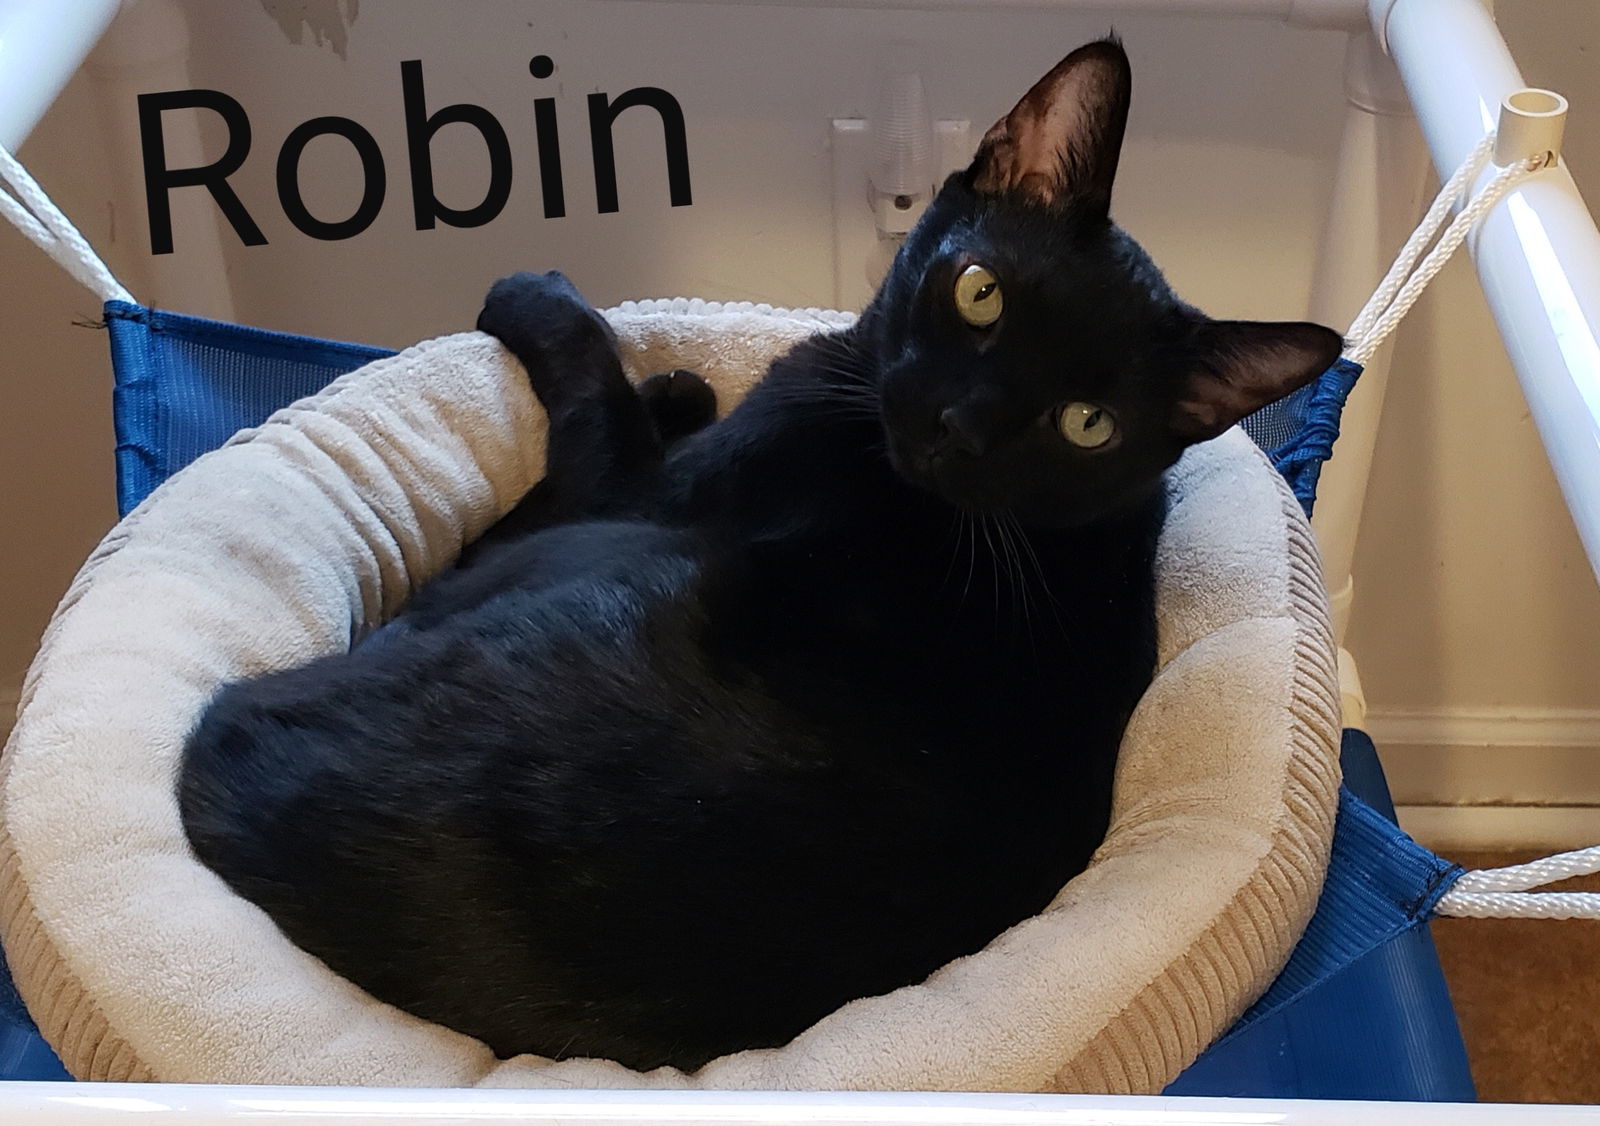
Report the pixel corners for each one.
[672,402,1160,727]
[739,512,1152,708]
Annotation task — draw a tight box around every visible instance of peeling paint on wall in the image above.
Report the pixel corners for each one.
[259,0,360,59]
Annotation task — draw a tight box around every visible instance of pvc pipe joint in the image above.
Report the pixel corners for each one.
[1496,88,1567,169]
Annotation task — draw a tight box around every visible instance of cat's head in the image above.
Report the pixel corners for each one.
[868,38,1342,528]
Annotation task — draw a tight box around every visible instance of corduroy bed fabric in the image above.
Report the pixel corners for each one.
[0,302,1340,1091]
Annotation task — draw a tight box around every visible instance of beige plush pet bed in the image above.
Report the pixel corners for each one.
[0,300,1340,1092]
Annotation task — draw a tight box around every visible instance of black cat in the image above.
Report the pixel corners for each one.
[179,39,1341,1072]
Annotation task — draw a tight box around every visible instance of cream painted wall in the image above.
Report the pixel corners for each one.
[2,3,1597,833]
[0,73,120,693]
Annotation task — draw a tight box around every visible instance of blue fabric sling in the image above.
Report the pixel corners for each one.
[1242,357,1365,519]
[1,303,1475,1100]
[105,301,395,517]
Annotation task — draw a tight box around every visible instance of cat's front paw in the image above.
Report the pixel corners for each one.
[477,271,620,383]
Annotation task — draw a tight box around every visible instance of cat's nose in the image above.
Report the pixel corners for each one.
[936,405,991,457]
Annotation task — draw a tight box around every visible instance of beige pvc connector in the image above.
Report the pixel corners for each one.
[1496,88,1568,169]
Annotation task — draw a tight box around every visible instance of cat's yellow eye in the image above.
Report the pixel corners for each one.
[954,264,1003,327]
[1059,402,1116,448]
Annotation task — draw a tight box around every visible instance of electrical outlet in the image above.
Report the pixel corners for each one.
[830,117,972,311]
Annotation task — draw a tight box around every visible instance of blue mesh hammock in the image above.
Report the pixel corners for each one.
[0,299,1474,1099]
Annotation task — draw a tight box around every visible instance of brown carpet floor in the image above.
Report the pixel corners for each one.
[1432,849,1600,1104]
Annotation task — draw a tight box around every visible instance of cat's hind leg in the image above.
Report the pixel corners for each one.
[637,368,717,446]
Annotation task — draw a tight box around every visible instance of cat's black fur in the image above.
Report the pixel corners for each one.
[179,40,1342,1072]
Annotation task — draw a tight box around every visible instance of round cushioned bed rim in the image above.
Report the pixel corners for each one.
[0,300,1340,1092]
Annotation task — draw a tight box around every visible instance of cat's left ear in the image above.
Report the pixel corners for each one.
[1171,320,1345,443]
[969,38,1132,216]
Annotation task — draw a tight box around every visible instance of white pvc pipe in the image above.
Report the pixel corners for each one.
[1380,0,1600,583]
[7,1085,1600,1126]
[1305,31,1432,654]
[0,0,124,151]
[621,0,1369,29]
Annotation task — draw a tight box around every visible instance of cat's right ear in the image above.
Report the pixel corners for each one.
[1170,320,1344,444]
[968,38,1132,217]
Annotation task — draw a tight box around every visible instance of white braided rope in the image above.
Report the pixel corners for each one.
[1436,846,1600,920]
[1436,891,1600,920]
[1340,127,1600,924]
[1344,134,1545,366]
[0,143,133,305]
[1452,844,1600,891]
[1344,136,1493,348]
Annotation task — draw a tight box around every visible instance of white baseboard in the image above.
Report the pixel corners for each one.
[1365,706,1600,750]
[1365,706,1600,806]
[1397,805,1600,853]
[1365,706,1600,851]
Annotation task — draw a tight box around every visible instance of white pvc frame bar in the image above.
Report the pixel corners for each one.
[1380,0,1600,583]
[0,0,124,152]
[623,0,1372,28]
[11,1084,1600,1126]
